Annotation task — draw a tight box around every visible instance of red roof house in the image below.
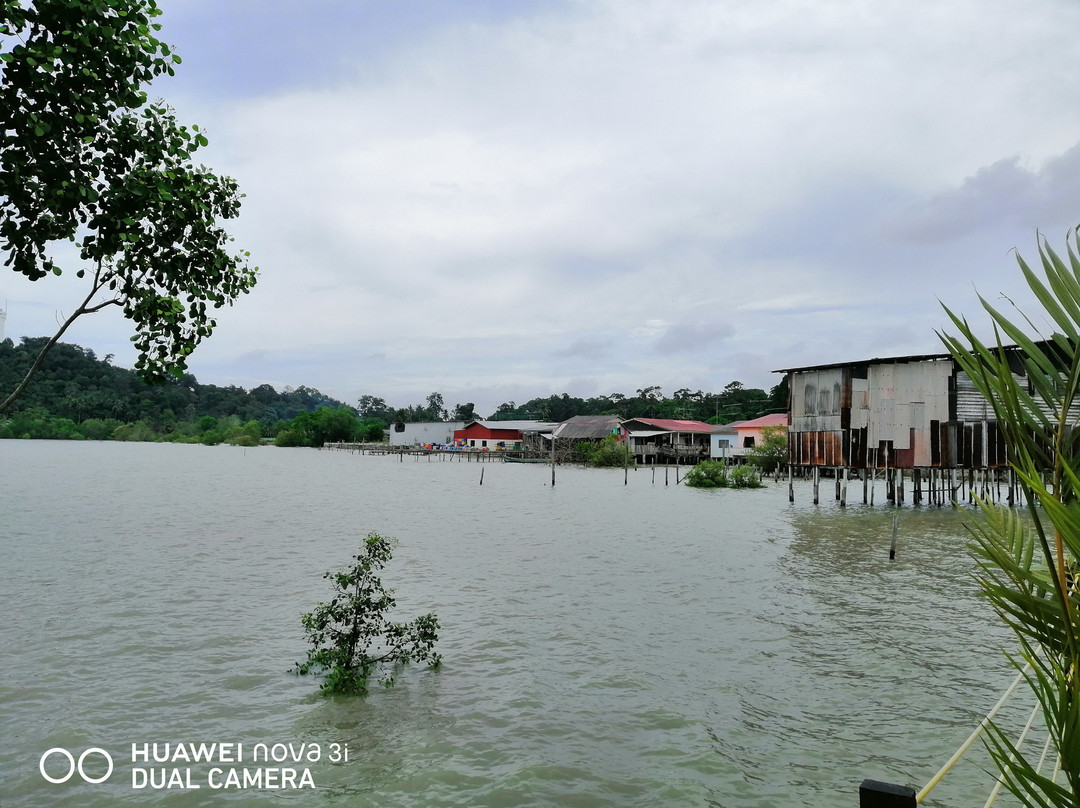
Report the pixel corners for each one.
[452,420,557,451]
[725,413,788,452]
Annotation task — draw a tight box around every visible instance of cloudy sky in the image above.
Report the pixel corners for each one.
[8,0,1080,416]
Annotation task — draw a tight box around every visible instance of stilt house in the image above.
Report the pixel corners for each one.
[776,352,1010,471]
[622,418,715,464]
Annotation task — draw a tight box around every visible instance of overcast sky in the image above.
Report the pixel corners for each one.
[7,0,1080,416]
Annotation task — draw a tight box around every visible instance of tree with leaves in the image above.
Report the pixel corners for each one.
[745,425,787,473]
[0,0,257,413]
[425,391,447,421]
[451,401,476,422]
[296,533,441,695]
[356,394,392,423]
[940,228,1080,806]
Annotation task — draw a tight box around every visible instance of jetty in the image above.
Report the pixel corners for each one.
[322,442,545,462]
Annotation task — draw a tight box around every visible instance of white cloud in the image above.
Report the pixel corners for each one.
[8,0,1080,416]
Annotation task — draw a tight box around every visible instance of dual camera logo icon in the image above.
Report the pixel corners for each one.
[39,748,114,784]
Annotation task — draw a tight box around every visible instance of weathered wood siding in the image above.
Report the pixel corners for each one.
[788,357,1009,469]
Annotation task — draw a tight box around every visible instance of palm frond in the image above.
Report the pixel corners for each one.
[941,227,1080,804]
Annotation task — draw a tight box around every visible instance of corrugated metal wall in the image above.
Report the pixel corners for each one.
[787,358,1008,469]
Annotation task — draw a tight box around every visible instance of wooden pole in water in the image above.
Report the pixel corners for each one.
[890,513,899,560]
[550,432,556,487]
[480,466,484,485]
[788,464,794,503]
[840,467,848,508]
[813,466,819,505]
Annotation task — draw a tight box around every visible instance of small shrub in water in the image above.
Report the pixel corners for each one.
[587,436,633,467]
[729,464,764,488]
[684,461,764,489]
[684,460,730,488]
[296,532,441,695]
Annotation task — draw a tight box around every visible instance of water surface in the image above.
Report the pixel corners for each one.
[0,442,1027,806]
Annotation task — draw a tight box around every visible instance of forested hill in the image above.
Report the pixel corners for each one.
[1,336,789,444]
[0,337,350,430]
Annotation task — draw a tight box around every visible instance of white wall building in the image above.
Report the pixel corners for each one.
[709,426,738,460]
[389,421,465,447]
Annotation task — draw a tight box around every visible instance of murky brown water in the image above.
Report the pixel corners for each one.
[0,441,1028,806]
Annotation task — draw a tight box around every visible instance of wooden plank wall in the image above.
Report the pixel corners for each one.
[789,420,1008,469]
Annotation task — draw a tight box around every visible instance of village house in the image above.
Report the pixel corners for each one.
[776,352,996,470]
[453,420,558,452]
[550,415,626,459]
[709,424,738,461]
[774,351,1039,504]
[724,413,789,454]
[621,418,715,464]
[389,421,465,447]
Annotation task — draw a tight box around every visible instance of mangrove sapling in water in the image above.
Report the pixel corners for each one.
[684,461,764,489]
[296,532,441,695]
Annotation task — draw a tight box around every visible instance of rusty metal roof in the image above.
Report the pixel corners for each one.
[773,352,955,374]
[622,418,716,434]
[553,415,623,440]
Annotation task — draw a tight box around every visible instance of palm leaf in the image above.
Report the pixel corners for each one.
[941,228,1080,804]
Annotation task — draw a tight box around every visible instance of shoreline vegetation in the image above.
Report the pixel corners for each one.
[0,336,785,448]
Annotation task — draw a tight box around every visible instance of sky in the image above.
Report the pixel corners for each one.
[7,0,1080,416]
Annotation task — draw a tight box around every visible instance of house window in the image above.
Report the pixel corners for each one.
[743,436,755,448]
[482,440,488,447]
[717,440,730,448]
[470,440,475,447]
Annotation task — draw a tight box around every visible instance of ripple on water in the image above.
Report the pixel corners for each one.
[0,444,1024,807]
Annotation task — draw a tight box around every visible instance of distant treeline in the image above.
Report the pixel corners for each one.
[0,337,787,444]
[0,337,376,445]
[362,380,787,426]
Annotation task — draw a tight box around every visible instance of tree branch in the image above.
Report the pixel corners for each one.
[0,261,113,414]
